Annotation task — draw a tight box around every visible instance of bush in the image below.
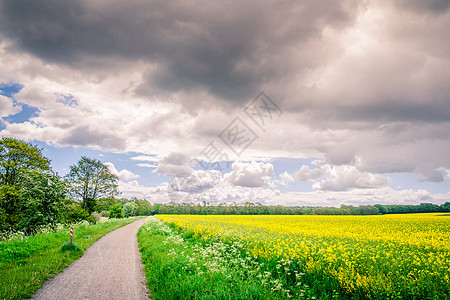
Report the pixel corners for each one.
[100,210,109,217]
[60,241,81,252]
[63,201,91,223]
[18,171,67,234]
[123,202,138,218]
[91,212,101,222]
[109,203,123,219]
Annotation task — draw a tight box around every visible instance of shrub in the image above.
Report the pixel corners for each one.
[91,212,101,222]
[18,171,67,234]
[123,202,138,218]
[63,201,91,223]
[109,203,123,219]
[60,241,81,252]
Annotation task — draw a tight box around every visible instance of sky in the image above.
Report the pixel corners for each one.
[1,0,450,207]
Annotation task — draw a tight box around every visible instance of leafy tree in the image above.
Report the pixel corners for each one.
[18,170,68,233]
[62,199,91,223]
[443,202,450,212]
[0,137,50,186]
[0,137,52,230]
[96,197,121,212]
[123,202,138,218]
[136,199,153,215]
[373,204,387,214]
[0,185,21,229]
[66,157,119,213]
[108,203,123,219]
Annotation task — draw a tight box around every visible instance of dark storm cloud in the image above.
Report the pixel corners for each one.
[2,0,450,185]
[394,0,450,14]
[331,100,450,124]
[0,0,358,102]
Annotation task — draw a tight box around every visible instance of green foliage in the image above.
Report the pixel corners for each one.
[0,206,6,232]
[0,185,21,230]
[90,211,101,222]
[66,156,119,213]
[62,200,91,223]
[0,137,50,186]
[0,137,55,231]
[123,202,138,218]
[95,197,121,212]
[136,199,153,215]
[18,171,68,234]
[60,241,81,252]
[108,203,123,219]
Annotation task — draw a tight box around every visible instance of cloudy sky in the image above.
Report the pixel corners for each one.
[1,0,450,206]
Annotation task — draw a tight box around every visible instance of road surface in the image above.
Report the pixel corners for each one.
[32,218,149,300]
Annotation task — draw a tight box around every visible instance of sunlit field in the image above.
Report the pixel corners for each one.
[158,214,450,299]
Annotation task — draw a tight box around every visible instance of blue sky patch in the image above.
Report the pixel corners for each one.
[0,82,24,97]
[56,93,79,107]
[1,82,39,124]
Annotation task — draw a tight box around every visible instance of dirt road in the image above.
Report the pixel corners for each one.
[32,218,149,299]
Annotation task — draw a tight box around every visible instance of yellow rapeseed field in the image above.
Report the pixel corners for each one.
[158,213,450,297]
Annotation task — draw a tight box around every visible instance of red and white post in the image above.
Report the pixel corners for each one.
[70,227,73,245]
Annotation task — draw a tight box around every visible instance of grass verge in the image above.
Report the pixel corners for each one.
[0,217,143,300]
[138,216,316,300]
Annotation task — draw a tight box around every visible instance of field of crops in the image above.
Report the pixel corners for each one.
[158,213,450,299]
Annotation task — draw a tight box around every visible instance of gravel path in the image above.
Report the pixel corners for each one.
[32,218,149,300]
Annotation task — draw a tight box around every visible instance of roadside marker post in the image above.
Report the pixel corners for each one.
[70,228,73,245]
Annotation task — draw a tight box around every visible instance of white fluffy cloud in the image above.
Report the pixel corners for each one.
[278,171,295,186]
[154,152,193,177]
[118,180,169,202]
[104,162,140,181]
[0,95,21,118]
[224,161,274,187]
[166,161,278,203]
[295,162,391,191]
[167,169,223,203]
[295,164,325,181]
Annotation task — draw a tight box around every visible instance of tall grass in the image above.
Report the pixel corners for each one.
[0,217,142,300]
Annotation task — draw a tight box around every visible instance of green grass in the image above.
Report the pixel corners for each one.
[138,217,316,300]
[0,217,143,300]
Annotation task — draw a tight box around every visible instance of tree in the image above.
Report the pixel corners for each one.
[123,202,138,218]
[136,199,153,215]
[109,203,123,219]
[373,204,387,214]
[0,137,51,230]
[96,197,121,213]
[62,199,91,223]
[66,157,119,213]
[0,137,50,186]
[18,170,68,233]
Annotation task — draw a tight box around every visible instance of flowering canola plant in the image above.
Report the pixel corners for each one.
[158,213,450,297]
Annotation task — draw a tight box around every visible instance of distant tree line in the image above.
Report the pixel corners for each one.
[98,200,450,216]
